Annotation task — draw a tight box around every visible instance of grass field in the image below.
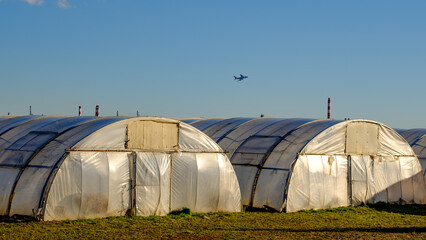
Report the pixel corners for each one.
[0,204,425,239]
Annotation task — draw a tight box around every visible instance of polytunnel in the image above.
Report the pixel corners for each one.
[0,116,241,221]
[183,117,426,212]
[397,129,426,177]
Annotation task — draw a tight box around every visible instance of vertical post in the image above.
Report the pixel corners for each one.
[347,155,353,205]
[29,106,32,116]
[327,98,331,119]
[132,152,137,216]
[95,105,99,117]
[78,106,82,116]
[116,110,119,116]
[137,110,139,117]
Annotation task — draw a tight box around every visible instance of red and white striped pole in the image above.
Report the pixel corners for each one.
[95,105,99,117]
[327,98,331,119]
[78,106,82,116]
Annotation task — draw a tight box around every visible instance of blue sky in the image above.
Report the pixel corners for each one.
[1,0,425,128]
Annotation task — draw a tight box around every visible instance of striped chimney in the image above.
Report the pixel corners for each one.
[327,98,331,119]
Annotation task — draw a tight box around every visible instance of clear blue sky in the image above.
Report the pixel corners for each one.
[1,0,425,129]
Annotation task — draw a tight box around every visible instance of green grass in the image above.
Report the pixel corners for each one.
[0,204,425,239]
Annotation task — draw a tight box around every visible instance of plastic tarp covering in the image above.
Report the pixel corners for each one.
[0,116,65,153]
[286,155,348,212]
[216,153,242,212]
[248,119,316,208]
[0,117,94,167]
[286,120,426,212]
[0,116,241,220]
[179,123,221,152]
[28,118,124,167]
[203,118,253,142]
[171,152,241,213]
[399,129,426,145]
[253,168,289,210]
[233,136,281,165]
[189,118,337,210]
[189,118,224,131]
[0,117,94,216]
[9,167,52,216]
[232,165,258,206]
[73,119,128,150]
[254,118,315,136]
[231,136,281,206]
[180,119,201,124]
[0,116,40,135]
[261,120,340,171]
[349,155,425,205]
[302,121,346,154]
[136,152,171,216]
[0,117,13,122]
[399,129,426,177]
[8,118,124,217]
[218,118,284,157]
[413,136,426,175]
[378,125,414,156]
[0,168,20,215]
[192,118,425,212]
[44,152,131,220]
[247,120,340,210]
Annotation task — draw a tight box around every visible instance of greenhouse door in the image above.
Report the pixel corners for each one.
[135,152,171,216]
[349,155,371,206]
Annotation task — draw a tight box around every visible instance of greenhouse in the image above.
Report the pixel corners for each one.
[183,118,426,212]
[0,116,241,221]
[397,128,426,177]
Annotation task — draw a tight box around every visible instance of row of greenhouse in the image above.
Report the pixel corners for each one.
[0,115,424,221]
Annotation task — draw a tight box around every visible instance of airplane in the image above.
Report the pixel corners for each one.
[234,74,248,81]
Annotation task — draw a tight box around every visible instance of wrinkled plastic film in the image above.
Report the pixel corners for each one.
[45,155,82,221]
[0,168,20,215]
[179,124,221,152]
[217,153,241,212]
[193,153,220,212]
[171,152,197,211]
[135,152,170,216]
[253,168,289,211]
[106,152,131,217]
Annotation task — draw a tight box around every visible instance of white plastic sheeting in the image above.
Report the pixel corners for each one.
[136,152,171,216]
[287,121,426,212]
[398,129,426,178]
[0,116,241,221]
[188,118,426,213]
[171,152,240,213]
[7,117,123,217]
[45,152,131,220]
[0,116,98,217]
[286,155,348,212]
